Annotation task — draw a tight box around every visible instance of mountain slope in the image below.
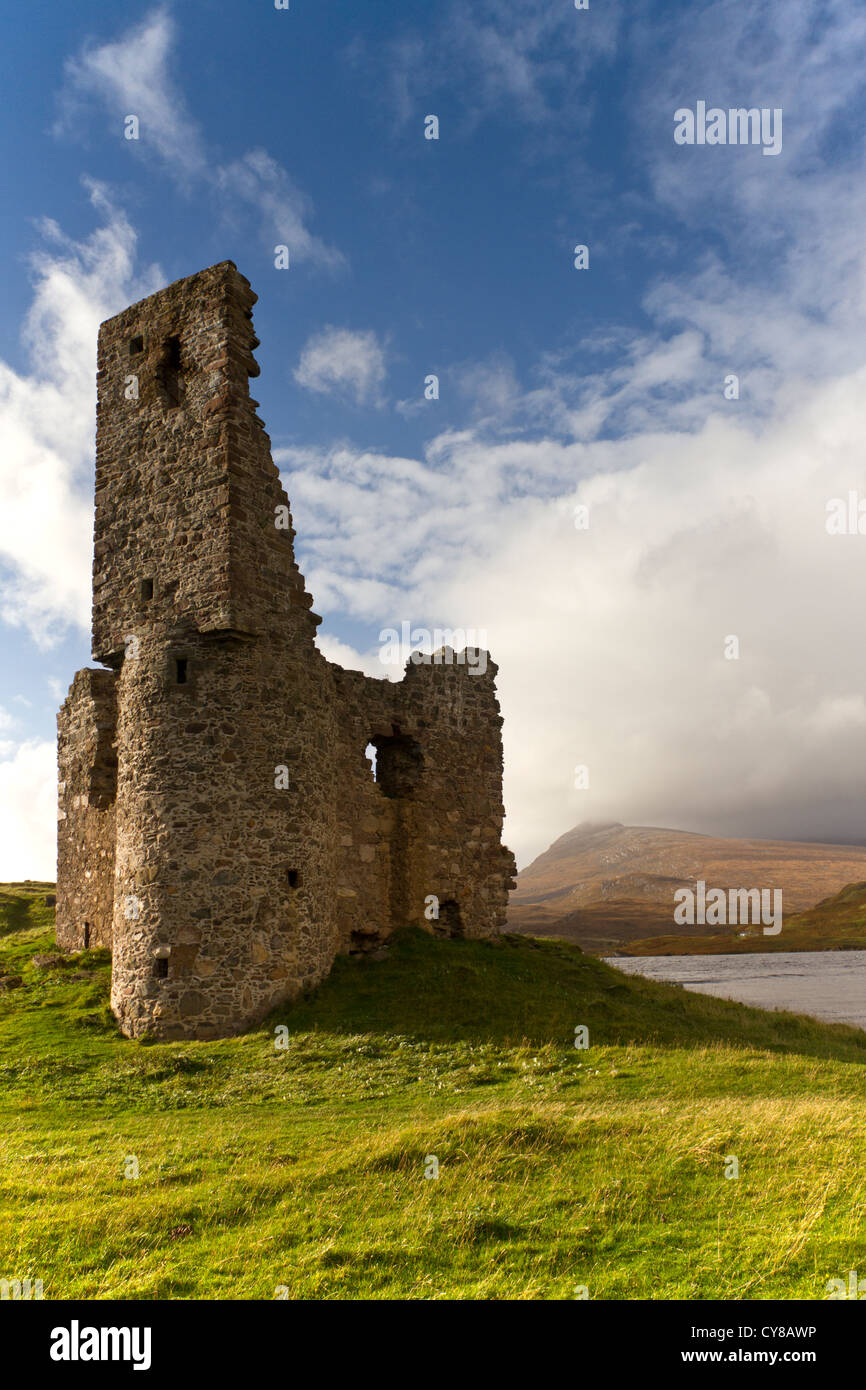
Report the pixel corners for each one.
[620,880,866,955]
[508,821,866,951]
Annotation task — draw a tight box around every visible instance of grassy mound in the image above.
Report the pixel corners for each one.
[1,884,864,1299]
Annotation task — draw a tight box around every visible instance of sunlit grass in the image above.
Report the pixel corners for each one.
[1,884,864,1299]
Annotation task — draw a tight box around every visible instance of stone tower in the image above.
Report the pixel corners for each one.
[56,262,516,1040]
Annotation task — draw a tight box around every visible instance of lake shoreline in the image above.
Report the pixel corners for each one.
[611,936,866,957]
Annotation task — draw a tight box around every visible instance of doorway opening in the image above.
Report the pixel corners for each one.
[438,899,464,939]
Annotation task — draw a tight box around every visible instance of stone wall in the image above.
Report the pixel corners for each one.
[91,262,318,665]
[57,260,516,1040]
[56,669,117,950]
[109,630,340,1039]
[330,655,514,950]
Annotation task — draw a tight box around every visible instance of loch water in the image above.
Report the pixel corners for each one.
[605,950,866,1031]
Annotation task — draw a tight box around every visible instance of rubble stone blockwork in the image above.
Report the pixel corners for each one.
[56,262,516,1040]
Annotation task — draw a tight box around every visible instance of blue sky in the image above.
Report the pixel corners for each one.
[3,0,866,876]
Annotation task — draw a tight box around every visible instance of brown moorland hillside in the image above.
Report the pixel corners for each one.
[619,880,866,955]
[507,821,866,952]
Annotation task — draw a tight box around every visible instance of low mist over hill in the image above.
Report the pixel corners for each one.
[508,821,866,952]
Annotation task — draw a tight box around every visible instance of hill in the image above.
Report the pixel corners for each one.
[2,882,866,1299]
[620,880,866,955]
[508,821,866,951]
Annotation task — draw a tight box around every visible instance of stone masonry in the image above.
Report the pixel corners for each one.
[56,261,516,1040]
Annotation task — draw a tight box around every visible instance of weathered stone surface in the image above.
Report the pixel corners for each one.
[56,262,516,1040]
[56,669,116,952]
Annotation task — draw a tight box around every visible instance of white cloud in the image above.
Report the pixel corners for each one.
[630,0,866,394]
[57,8,342,269]
[216,151,344,272]
[450,0,620,123]
[0,182,162,645]
[58,6,204,176]
[285,366,866,868]
[0,740,57,880]
[294,327,387,406]
[454,355,522,422]
[373,0,620,130]
[314,633,399,681]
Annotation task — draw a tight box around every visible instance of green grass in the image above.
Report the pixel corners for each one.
[1,884,865,1299]
[0,883,55,939]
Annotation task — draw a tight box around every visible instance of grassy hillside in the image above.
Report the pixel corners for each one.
[1,883,865,1299]
[508,821,866,951]
[0,883,56,938]
[620,881,866,955]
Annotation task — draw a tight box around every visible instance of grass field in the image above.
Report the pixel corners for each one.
[1,883,865,1300]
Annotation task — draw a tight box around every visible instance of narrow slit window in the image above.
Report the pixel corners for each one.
[157,335,183,408]
[140,578,154,602]
[287,869,300,889]
[83,923,91,950]
[154,956,169,979]
[175,658,188,685]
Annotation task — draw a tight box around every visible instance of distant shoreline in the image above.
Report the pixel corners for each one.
[612,937,866,958]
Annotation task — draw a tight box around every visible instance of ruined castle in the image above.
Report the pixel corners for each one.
[56,262,515,1040]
